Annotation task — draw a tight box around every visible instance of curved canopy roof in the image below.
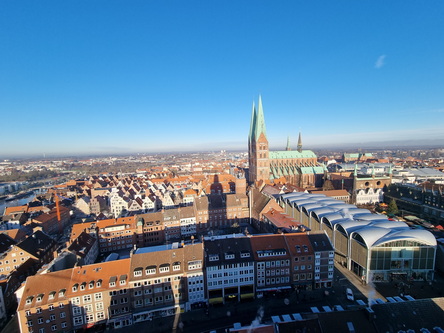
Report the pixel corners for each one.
[353,213,389,222]
[351,227,393,248]
[335,220,371,236]
[310,207,336,219]
[321,213,344,223]
[373,229,437,247]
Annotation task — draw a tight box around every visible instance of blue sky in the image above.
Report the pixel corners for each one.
[1,1,444,157]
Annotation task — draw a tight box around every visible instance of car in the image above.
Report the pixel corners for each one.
[346,288,354,301]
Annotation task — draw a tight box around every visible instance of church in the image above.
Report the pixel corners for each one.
[248,96,325,188]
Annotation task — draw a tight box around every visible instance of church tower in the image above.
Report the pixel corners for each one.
[297,132,303,153]
[248,96,270,184]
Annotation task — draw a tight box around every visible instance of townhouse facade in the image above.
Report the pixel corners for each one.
[204,235,255,305]
[16,233,335,333]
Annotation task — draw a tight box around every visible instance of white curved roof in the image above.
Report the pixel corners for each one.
[321,213,345,223]
[335,220,371,236]
[301,203,325,212]
[351,227,392,248]
[373,229,437,247]
[316,199,341,206]
[311,207,336,219]
[328,203,356,209]
[323,217,354,229]
[353,213,389,221]
[368,221,409,229]
[281,193,305,201]
[290,199,318,207]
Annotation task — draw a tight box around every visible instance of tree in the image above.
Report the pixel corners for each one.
[386,198,399,216]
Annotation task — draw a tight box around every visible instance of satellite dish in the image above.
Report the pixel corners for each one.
[46,320,50,323]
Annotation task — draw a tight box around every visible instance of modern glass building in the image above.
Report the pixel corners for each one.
[279,192,437,283]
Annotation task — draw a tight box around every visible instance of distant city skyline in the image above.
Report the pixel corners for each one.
[1,1,444,158]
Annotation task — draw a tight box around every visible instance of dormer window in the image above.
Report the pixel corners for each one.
[134,268,143,277]
[225,253,235,260]
[240,252,250,258]
[80,282,86,290]
[173,262,181,271]
[119,275,127,286]
[48,292,56,300]
[26,296,33,305]
[96,279,102,288]
[159,264,170,273]
[59,289,66,297]
[209,254,219,262]
[36,294,44,302]
[146,266,156,275]
[89,281,94,289]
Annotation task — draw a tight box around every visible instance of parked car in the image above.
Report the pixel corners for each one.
[346,288,354,301]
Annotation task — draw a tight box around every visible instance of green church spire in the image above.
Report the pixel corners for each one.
[255,95,267,140]
[286,136,291,151]
[249,101,256,143]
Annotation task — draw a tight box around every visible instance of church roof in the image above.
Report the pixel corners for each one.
[269,150,317,159]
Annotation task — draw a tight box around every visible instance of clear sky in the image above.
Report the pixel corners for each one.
[1,1,444,158]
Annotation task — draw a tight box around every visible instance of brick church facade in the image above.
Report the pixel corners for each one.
[248,96,325,188]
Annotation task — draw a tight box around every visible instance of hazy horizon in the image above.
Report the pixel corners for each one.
[2,2,443,157]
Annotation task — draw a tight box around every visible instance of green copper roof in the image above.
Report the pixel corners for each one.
[254,95,267,140]
[248,102,256,143]
[269,150,317,159]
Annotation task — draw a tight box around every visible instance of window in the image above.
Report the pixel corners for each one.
[48,305,54,311]
[94,292,102,301]
[26,310,31,317]
[96,312,105,321]
[96,302,104,311]
[36,308,42,314]
[60,312,66,318]
[37,318,43,324]
[27,320,33,327]
[83,295,92,303]
[146,267,156,275]
[86,313,94,323]
[134,269,142,277]
[72,284,78,292]
[61,322,67,328]
[159,265,170,273]
[73,316,83,326]
[49,314,56,321]
[72,306,82,316]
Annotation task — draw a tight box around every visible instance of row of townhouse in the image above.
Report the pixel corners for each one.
[70,191,249,254]
[17,232,333,332]
[67,173,247,218]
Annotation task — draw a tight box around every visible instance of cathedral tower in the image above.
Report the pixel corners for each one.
[248,96,270,184]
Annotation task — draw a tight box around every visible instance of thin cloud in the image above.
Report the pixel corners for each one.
[374,55,386,69]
